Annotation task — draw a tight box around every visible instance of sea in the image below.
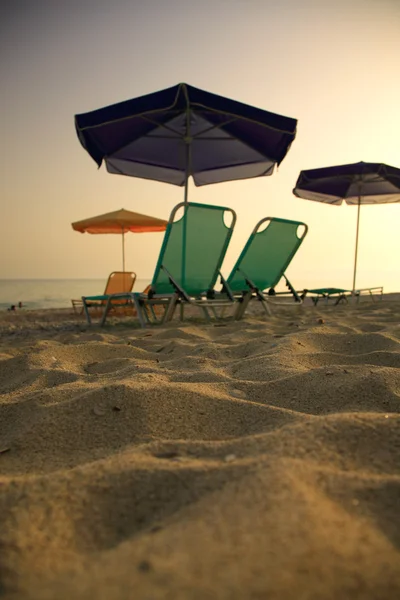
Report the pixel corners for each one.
[0,279,151,311]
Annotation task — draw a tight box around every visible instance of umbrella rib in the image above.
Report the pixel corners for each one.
[106,114,256,149]
[188,101,296,134]
[108,153,274,173]
[77,97,296,135]
[143,135,249,141]
[77,86,184,132]
[107,115,275,163]
[195,161,274,175]
[158,114,277,160]
[106,156,184,173]
[141,114,184,137]
[190,118,238,139]
[137,116,240,141]
[82,91,295,163]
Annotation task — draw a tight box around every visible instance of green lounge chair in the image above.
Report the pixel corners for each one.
[222,216,308,319]
[301,286,384,306]
[83,202,237,327]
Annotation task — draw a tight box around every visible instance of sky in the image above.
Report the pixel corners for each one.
[1,0,399,292]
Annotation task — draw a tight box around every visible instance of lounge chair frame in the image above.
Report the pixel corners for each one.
[75,271,136,318]
[302,286,384,306]
[223,217,308,319]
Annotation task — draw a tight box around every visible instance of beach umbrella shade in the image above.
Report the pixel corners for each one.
[293,161,400,291]
[71,208,167,272]
[74,82,298,203]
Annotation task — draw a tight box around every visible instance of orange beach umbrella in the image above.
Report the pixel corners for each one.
[72,208,167,272]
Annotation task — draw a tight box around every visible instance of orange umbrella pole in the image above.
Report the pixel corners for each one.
[122,229,125,272]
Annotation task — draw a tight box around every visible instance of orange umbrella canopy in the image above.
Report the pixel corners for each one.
[71,208,167,234]
[72,208,167,272]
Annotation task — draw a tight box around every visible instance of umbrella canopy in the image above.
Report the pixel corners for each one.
[75,82,297,202]
[72,208,167,234]
[293,161,400,290]
[293,162,400,205]
[72,208,167,271]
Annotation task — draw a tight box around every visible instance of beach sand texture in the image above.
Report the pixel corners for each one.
[0,299,399,599]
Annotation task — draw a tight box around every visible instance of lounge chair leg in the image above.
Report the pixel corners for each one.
[210,306,219,320]
[148,304,158,323]
[82,298,92,325]
[168,297,179,322]
[334,294,347,306]
[235,292,252,320]
[220,306,227,318]
[100,297,113,327]
[133,296,147,328]
[260,297,272,316]
[204,305,212,321]
[234,300,244,321]
[164,295,178,323]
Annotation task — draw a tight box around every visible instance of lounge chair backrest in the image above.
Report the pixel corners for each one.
[104,271,136,295]
[227,217,308,292]
[151,202,236,296]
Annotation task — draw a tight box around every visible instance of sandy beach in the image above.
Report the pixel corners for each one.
[0,297,399,599]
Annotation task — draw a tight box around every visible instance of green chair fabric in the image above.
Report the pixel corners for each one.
[151,202,235,296]
[307,287,349,295]
[227,217,307,293]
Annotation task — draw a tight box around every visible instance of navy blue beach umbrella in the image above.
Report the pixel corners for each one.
[75,82,297,203]
[293,161,400,291]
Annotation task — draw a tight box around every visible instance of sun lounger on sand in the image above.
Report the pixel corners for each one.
[301,286,384,306]
[74,271,136,316]
[219,216,308,319]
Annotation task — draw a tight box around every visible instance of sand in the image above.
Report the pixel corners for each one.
[0,297,399,599]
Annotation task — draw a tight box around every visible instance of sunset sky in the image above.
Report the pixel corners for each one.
[1,0,399,291]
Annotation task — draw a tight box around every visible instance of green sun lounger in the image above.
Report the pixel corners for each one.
[221,216,308,319]
[83,202,237,327]
[301,286,384,305]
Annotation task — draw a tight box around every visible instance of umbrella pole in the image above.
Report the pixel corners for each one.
[352,197,361,293]
[183,87,191,206]
[122,230,125,272]
[181,168,188,321]
[180,104,192,320]
[184,154,189,204]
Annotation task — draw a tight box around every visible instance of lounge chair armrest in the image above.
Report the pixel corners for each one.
[161,266,191,301]
[219,272,235,302]
[282,275,302,302]
[238,269,264,302]
[354,287,383,294]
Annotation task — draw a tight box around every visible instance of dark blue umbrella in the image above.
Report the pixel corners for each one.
[293,161,400,291]
[75,82,297,203]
